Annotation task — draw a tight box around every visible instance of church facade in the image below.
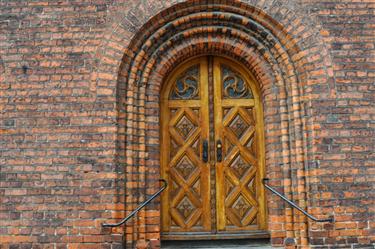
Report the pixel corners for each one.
[0,1,373,248]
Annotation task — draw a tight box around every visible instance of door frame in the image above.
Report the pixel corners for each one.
[160,55,268,240]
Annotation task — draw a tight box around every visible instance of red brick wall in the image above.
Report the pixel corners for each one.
[0,1,373,248]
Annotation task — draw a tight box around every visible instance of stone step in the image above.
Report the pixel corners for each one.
[161,239,273,249]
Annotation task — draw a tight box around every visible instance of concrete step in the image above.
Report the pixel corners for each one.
[161,239,273,249]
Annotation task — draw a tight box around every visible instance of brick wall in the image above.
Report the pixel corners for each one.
[303,1,374,247]
[0,1,373,248]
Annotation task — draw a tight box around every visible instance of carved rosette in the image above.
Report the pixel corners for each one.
[222,65,253,99]
[170,65,200,100]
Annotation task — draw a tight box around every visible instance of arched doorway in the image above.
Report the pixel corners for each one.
[103,1,331,246]
[160,56,268,240]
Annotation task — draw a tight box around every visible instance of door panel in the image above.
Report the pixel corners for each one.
[161,58,211,233]
[161,56,266,239]
[214,57,266,232]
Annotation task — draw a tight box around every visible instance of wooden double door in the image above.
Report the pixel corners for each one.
[161,56,267,240]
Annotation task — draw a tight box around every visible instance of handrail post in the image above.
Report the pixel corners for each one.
[262,178,334,223]
[102,179,167,228]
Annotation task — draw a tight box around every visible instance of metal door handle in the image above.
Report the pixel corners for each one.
[202,140,208,163]
[216,140,222,162]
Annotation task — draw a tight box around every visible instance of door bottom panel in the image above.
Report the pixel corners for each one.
[161,238,272,249]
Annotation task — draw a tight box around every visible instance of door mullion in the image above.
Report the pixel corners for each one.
[207,55,217,234]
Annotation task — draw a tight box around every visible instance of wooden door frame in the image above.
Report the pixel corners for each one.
[160,55,268,240]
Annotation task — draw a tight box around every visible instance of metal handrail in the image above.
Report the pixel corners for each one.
[102,179,167,227]
[262,178,334,222]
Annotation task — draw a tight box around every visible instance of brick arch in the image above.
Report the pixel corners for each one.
[99,1,334,248]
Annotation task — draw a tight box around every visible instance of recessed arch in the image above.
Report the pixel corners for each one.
[97,1,335,247]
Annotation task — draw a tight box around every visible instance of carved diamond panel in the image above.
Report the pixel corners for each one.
[229,114,248,138]
[230,154,252,179]
[232,195,251,219]
[175,155,196,180]
[175,115,197,140]
[176,196,196,221]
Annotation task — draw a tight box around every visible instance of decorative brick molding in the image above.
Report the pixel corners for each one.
[94,1,335,248]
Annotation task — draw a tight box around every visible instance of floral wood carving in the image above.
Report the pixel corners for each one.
[170,65,199,100]
[222,65,253,99]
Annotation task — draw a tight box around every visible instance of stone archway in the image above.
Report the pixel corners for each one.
[94,1,335,248]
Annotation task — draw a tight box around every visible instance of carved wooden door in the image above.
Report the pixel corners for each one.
[161,58,211,235]
[213,57,266,233]
[161,56,266,239]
